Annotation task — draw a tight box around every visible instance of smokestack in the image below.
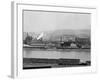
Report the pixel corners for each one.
[37,32,44,40]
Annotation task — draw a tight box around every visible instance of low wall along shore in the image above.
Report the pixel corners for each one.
[23,58,80,65]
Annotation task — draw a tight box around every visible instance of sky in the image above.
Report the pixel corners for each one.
[23,10,91,33]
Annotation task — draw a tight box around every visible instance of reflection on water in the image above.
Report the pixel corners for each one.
[23,48,90,63]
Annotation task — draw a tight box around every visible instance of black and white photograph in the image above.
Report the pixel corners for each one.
[23,10,91,69]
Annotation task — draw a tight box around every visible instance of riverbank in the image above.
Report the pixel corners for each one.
[23,47,90,52]
[23,58,90,69]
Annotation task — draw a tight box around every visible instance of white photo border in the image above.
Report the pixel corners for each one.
[11,2,97,78]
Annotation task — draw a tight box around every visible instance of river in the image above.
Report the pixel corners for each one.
[23,48,90,63]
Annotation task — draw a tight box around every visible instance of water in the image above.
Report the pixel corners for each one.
[23,48,90,63]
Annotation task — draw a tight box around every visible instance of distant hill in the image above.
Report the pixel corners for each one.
[24,29,90,41]
[42,29,90,41]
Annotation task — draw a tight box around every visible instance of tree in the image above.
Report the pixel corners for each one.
[24,33,33,44]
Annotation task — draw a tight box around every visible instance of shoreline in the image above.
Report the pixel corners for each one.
[23,58,91,69]
[23,47,90,52]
